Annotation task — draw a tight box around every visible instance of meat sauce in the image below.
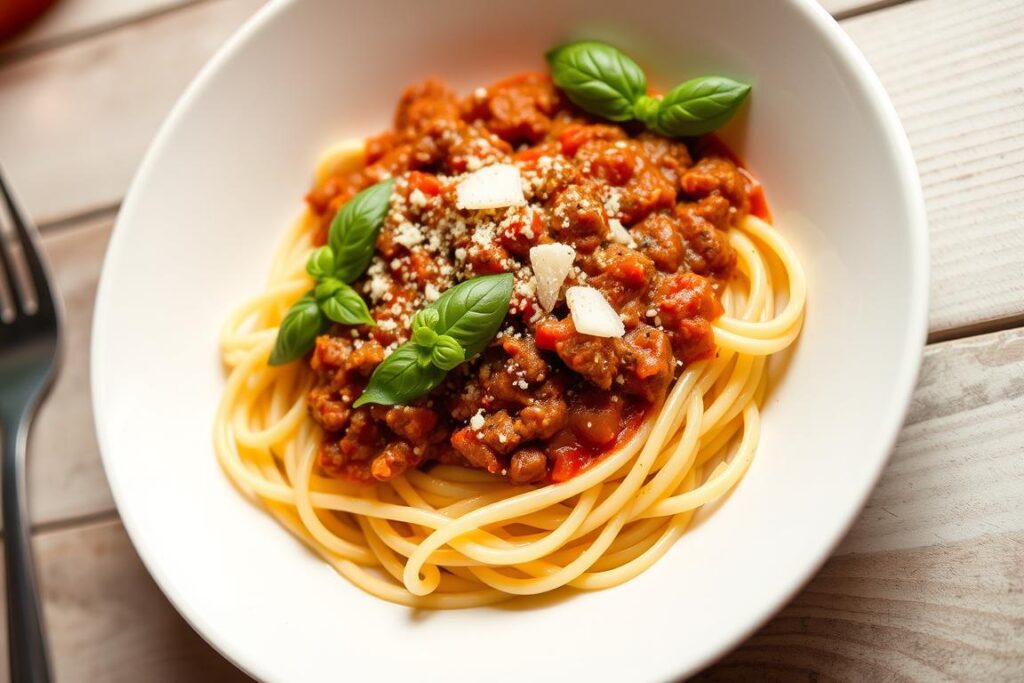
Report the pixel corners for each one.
[305,73,758,485]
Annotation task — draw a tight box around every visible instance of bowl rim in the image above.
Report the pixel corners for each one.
[91,0,929,679]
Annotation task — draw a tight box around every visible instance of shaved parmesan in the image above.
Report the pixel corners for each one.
[456,164,526,210]
[566,286,625,338]
[608,218,636,247]
[530,243,576,311]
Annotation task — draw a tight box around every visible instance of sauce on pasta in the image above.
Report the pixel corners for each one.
[304,74,751,485]
[215,52,806,607]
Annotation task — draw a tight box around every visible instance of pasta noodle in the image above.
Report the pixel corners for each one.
[214,141,806,608]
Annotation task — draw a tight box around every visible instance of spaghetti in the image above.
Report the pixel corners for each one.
[215,66,805,608]
[216,169,803,608]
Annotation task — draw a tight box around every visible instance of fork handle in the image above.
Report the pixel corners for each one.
[2,415,53,683]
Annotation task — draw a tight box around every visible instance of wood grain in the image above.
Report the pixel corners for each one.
[699,327,1024,680]
[0,0,199,62]
[21,216,116,528]
[842,0,1024,338]
[0,0,265,226]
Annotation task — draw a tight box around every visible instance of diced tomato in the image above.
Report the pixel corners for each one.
[739,168,771,222]
[610,257,648,289]
[550,446,588,483]
[408,171,441,196]
[558,125,590,156]
[535,318,574,351]
[514,142,558,165]
[407,249,438,285]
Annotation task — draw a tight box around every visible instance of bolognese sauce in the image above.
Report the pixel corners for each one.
[304,73,754,485]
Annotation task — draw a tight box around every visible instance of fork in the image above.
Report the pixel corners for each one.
[0,168,60,683]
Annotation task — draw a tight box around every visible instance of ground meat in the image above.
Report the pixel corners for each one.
[370,440,419,480]
[444,122,512,175]
[370,285,419,347]
[619,325,675,403]
[557,123,627,156]
[480,356,533,405]
[680,156,750,215]
[635,131,692,186]
[547,181,609,253]
[616,141,678,225]
[631,212,685,273]
[466,241,513,275]
[450,427,503,474]
[543,319,623,390]
[508,448,548,483]
[307,337,384,432]
[676,197,736,276]
[498,209,545,258]
[320,409,383,477]
[394,79,461,134]
[690,193,732,230]
[384,406,439,442]
[574,139,635,186]
[515,387,568,441]
[344,339,385,374]
[464,73,562,145]
[477,410,521,455]
[501,335,548,382]
[584,245,657,326]
[654,273,723,363]
[304,72,753,484]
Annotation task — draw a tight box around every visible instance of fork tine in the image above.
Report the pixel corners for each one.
[0,166,56,319]
[0,213,23,322]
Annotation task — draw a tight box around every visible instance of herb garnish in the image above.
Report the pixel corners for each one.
[546,41,750,137]
[268,178,393,366]
[354,273,513,407]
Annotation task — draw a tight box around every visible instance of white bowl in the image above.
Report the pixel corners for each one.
[92,0,927,680]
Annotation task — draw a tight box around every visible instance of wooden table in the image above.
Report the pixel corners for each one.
[0,0,1021,680]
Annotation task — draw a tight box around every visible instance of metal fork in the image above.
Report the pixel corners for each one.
[0,168,60,683]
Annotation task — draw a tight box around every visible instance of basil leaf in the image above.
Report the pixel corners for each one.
[352,344,445,408]
[353,274,513,407]
[321,282,375,326]
[430,273,513,359]
[546,41,647,122]
[412,326,438,348]
[269,293,326,366]
[651,76,751,137]
[431,335,465,371]
[314,277,345,302]
[306,245,336,280]
[328,178,394,283]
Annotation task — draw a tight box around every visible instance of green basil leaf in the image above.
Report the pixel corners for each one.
[306,245,336,281]
[353,274,513,407]
[269,293,326,366]
[546,41,647,122]
[412,308,439,334]
[412,326,438,348]
[430,273,513,359]
[328,178,394,284]
[651,76,751,137]
[314,277,345,302]
[321,283,375,326]
[353,343,445,407]
[430,335,465,370]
